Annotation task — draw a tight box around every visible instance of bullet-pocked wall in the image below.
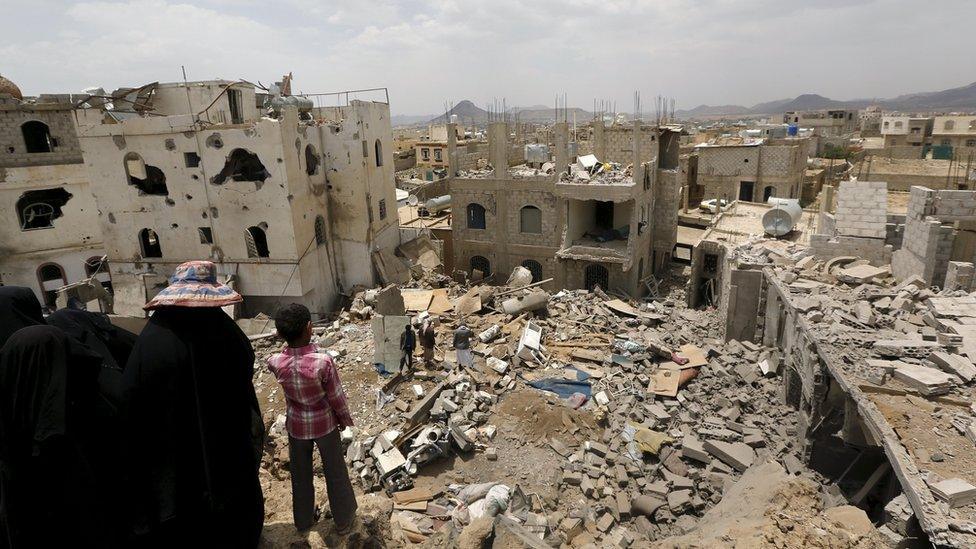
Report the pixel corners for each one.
[76,95,397,317]
[0,97,107,305]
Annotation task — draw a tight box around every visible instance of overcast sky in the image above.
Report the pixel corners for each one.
[2,0,973,115]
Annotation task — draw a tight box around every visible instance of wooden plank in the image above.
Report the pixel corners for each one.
[392,486,440,504]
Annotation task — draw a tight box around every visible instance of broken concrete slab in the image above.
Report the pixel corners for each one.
[929,478,976,508]
[702,439,756,472]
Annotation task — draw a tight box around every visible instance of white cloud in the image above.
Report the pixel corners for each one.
[1,0,973,114]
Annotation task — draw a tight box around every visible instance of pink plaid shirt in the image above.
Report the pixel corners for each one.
[267,344,354,440]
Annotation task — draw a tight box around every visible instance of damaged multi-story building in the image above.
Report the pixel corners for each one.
[73,78,399,317]
[447,119,679,296]
[694,137,808,204]
[0,75,110,309]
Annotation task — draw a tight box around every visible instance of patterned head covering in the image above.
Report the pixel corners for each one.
[144,261,243,310]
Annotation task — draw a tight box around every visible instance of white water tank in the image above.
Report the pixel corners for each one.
[762,197,802,237]
[423,195,451,214]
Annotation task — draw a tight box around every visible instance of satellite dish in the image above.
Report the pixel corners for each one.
[407,195,419,206]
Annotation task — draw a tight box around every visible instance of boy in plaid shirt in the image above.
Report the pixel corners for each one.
[268,304,357,534]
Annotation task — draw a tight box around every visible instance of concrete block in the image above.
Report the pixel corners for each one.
[703,439,755,472]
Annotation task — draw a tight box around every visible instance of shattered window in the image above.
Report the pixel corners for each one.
[139,228,163,258]
[198,227,213,244]
[245,226,270,258]
[211,148,270,184]
[305,144,320,176]
[184,152,201,168]
[467,203,486,229]
[124,153,169,195]
[314,215,326,246]
[22,121,53,153]
[17,188,72,230]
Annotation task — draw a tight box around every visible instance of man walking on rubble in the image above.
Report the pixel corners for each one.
[399,322,416,373]
[419,318,436,367]
[268,303,358,535]
[453,324,474,368]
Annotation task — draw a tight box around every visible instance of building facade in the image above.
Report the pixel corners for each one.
[695,139,808,204]
[881,115,933,148]
[783,110,858,136]
[0,83,109,309]
[449,120,678,296]
[75,79,399,317]
[931,115,976,151]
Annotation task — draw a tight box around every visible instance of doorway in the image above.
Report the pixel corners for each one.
[738,181,755,201]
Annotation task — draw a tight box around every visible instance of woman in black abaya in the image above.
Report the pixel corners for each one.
[0,326,105,548]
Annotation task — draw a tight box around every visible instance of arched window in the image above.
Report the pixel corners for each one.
[22,121,52,153]
[139,228,163,258]
[945,120,956,131]
[305,144,320,175]
[37,262,67,308]
[124,152,169,195]
[521,260,543,283]
[85,256,113,293]
[584,264,609,291]
[470,256,491,277]
[314,215,326,246]
[519,205,542,234]
[466,203,486,229]
[245,226,270,258]
[763,186,776,202]
[374,139,384,167]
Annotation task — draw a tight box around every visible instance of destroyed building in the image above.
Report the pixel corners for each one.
[694,137,808,204]
[74,79,399,317]
[447,119,678,296]
[0,77,109,309]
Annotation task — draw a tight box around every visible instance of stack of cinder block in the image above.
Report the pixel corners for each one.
[810,180,892,264]
[892,187,976,287]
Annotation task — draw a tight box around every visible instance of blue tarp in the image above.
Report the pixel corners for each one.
[527,368,592,399]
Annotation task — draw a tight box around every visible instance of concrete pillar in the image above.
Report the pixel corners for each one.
[554,122,569,177]
[446,122,457,176]
[633,118,641,168]
[489,122,508,176]
[821,184,834,213]
[593,120,606,160]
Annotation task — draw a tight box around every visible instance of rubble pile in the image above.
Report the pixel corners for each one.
[561,153,633,184]
[249,261,839,546]
[734,238,976,542]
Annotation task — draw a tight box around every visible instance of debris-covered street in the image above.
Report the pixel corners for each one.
[246,263,888,548]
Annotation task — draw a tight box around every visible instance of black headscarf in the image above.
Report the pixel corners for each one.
[122,307,264,547]
[0,287,45,349]
[47,309,138,371]
[0,325,105,548]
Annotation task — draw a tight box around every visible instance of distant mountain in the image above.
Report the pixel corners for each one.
[426,100,489,124]
[422,100,592,125]
[884,81,976,110]
[676,81,976,120]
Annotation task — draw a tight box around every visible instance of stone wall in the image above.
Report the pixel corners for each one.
[0,106,83,167]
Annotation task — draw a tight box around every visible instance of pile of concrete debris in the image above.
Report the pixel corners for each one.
[561,153,633,184]
[248,262,850,546]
